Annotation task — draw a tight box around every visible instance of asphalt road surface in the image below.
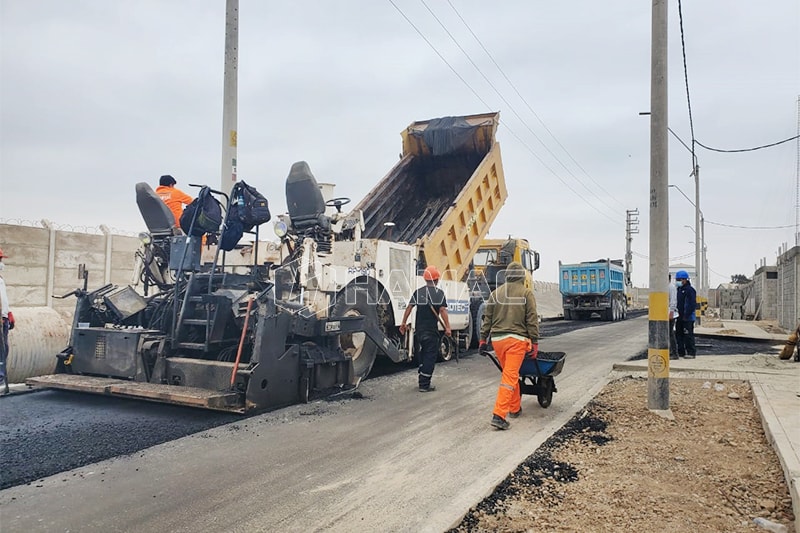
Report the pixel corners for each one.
[1,316,649,532]
[0,313,632,491]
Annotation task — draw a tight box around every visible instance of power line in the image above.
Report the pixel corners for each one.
[695,134,800,153]
[677,0,697,166]
[444,0,628,211]
[417,0,623,218]
[387,0,622,226]
[705,219,796,230]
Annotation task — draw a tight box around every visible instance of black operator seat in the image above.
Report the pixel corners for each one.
[285,161,330,231]
[135,182,177,237]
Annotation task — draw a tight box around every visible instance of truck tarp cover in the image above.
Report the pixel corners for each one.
[417,116,480,156]
[358,117,487,243]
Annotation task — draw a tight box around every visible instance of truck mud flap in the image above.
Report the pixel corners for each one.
[27,374,245,413]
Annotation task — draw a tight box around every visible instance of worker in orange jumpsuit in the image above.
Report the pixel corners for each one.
[479,262,539,430]
[155,175,193,227]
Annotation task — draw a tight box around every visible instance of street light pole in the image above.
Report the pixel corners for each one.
[669,183,704,289]
[693,163,702,294]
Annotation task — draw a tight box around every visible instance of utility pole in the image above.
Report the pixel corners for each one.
[220,0,239,196]
[693,163,702,294]
[625,209,639,287]
[795,95,799,246]
[647,0,670,412]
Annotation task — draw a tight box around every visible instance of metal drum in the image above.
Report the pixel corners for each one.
[6,307,69,383]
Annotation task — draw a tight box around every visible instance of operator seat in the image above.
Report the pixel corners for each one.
[285,161,330,231]
[135,182,177,237]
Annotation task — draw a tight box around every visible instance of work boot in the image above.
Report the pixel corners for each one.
[491,414,510,430]
[684,354,696,359]
[669,354,679,360]
[508,408,522,418]
[419,385,436,392]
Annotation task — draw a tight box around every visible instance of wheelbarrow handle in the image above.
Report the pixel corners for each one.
[480,348,504,372]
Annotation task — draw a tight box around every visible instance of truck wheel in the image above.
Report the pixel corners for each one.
[439,335,455,361]
[331,284,379,380]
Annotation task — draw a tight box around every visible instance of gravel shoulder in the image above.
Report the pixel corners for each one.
[451,376,796,532]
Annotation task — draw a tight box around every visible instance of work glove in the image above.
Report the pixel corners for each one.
[5,311,13,330]
[478,339,487,355]
[526,343,539,359]
[399,324,408,335]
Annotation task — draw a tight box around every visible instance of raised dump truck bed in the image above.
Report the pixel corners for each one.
[356,112,507,281]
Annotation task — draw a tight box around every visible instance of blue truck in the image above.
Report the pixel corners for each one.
[559,259,627,321]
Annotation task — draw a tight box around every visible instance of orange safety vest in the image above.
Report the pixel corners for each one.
[155,185,193,226]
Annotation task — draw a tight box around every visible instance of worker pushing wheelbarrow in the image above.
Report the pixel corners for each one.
[480,346,567,408]
[477,261,567,430]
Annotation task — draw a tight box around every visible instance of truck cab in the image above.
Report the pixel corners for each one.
[472,238,540,291]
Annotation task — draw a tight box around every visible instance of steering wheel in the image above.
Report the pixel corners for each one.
[325,197,351,213]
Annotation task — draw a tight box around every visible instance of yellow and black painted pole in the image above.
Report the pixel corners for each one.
[648,290,670,407]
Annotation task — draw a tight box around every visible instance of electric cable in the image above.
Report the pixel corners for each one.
[695,134,800,153]
[677,0,697,166]
[445,0,628,211]
[387,0,623,226]
[423,0,623,214]
[705,220,795,230]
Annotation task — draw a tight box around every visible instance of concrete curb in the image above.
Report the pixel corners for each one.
[751,379,800,533]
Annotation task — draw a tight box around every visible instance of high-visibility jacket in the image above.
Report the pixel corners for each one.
[155,185,193,226]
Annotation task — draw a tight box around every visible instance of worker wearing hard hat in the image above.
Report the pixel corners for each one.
[675,270,697,358]
[399,265,452,392]
[479,262,539,430]
[155,175,193,227]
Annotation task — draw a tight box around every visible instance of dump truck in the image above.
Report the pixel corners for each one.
[28,112,508,412]
[466,237,540,346]
[559,259,628,321]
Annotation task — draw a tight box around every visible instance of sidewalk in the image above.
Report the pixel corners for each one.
[695,319,788,342]
[613,354,800,532]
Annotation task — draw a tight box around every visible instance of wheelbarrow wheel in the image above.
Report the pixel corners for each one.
[537,377,555,408]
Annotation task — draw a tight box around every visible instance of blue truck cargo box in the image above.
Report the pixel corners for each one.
[559,261,625,296]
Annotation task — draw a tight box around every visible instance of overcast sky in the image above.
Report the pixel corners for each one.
[1,1,798,287]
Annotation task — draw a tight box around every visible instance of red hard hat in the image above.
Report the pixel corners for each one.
[423,265,441,281]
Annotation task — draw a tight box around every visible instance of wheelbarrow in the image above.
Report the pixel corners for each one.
[480,348,567,408]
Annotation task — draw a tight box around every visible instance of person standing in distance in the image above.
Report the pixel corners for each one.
[675,270,697,359]
[399,265,452,392]
[479,262,539,430]
[155,175,193,228]
[668,273,679,360]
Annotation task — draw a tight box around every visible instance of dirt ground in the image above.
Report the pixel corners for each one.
[451,376,795,533]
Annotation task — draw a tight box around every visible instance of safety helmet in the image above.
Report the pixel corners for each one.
[423,265,441,282]
[159,174,177,187]
[675,270,689,280]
